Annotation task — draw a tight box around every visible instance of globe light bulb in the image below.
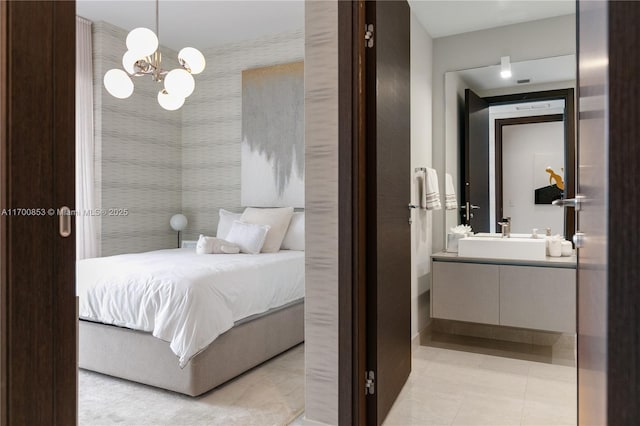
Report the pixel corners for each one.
[164,68,195,98]
[126,27,158,57]
[157,89,185,111]
[122,50,144,75]
[178,47,206,75]
[104,69,134,99]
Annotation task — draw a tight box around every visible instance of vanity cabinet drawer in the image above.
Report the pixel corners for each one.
[499,265,576,332]
[432,262,499,325]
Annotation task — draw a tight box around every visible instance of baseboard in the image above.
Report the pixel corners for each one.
[411,319,433,351]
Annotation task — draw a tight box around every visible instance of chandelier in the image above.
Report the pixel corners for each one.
[103,0,205,111]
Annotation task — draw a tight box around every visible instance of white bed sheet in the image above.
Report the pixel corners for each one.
[77,248,304,367]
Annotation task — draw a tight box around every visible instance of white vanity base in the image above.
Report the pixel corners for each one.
[431,252,577,333]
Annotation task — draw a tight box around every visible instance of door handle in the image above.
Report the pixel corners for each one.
[461,203,480,223]
[552,194,585,211]
[573,231,585,248]
[59,206,71,237]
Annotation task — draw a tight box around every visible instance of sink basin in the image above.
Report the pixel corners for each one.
[458,237,547,260]
[473,232,533,238]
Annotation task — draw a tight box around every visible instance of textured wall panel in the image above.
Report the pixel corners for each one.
[304,1,340,424]
[93,22,182,256]
[181,31,304,240]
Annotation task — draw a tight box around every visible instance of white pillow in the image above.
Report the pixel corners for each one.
[196,234,240,255]
[281,212,304,251]
[225,221,271,254]
[217,209,242,239]
[240,207,293,253]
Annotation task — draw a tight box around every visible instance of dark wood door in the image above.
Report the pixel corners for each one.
[0,1,77,424]
[464,89,490,232]
[365,1,411,424]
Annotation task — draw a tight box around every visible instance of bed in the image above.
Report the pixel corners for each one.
[77,248,304,396]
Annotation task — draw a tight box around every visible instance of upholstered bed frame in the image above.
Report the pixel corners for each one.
[79,299,304,397]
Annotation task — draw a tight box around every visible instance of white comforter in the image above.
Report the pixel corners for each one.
[78,249,304,367]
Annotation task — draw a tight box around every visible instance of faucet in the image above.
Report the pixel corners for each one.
[498,217,511,238]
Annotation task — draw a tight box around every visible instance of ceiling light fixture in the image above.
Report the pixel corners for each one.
[500,56,512,79]
[103,0,206,110]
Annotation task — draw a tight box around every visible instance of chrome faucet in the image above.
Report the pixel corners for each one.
[498,217,511,238]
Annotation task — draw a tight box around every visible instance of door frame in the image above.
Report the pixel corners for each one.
[337,1,367,424]
[603,1,640,422]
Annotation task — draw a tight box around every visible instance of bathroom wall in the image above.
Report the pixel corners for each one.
[92,21,182,256]
[410,13,434,341]
[431,15,576,252]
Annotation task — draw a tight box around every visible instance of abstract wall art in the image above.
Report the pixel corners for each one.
[241,61,304,207]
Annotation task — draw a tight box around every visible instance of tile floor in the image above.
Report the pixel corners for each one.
[294,333,576,426]
[383,344,577,426]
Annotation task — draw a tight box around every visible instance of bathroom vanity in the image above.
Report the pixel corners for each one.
[431,252,576,333]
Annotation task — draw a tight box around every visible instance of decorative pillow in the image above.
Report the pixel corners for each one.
[225,221,271,254]
[240,207,293,253]
[216,209,242,239]
[196,234,240,255]
[281,212,304,251]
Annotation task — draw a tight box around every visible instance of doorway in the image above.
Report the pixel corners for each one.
[74,1,307,424]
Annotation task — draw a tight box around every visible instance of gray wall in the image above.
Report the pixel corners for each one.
[180,31,304,241]
[92,22,182,256]
[431,15,576,252]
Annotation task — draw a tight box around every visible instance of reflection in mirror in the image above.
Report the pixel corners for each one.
[444,55,576,244]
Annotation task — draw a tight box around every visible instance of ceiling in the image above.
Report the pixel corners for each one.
[408,0,575,39]
[456,54,576,91]
[78,1,576,51]
[76,1,304,50]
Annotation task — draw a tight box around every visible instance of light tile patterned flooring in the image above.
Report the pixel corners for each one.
[383,344,577,426]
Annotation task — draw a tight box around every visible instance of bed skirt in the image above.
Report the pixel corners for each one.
[79,300,304,396]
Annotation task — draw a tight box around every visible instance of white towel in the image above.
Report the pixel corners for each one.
[425,168,442,210]
[414,170,427,209]
[445,173,458,210]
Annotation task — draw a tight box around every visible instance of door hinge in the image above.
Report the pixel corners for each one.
[365,370,375,395]
[365,24,374,48]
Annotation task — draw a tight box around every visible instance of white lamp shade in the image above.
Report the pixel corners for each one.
[122,50,144,75]
[104,69,134,99]
[178,47,206,74]
[126,27,158,57]
[157,89,185,111]
[170,214,188,231]
[164,68,195,98]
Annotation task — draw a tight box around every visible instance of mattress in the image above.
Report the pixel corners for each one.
[77,248,305,367]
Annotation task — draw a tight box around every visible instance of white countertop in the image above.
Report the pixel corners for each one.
[432,251,577,269]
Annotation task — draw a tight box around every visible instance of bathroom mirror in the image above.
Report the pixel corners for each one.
[444,54,576,241]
